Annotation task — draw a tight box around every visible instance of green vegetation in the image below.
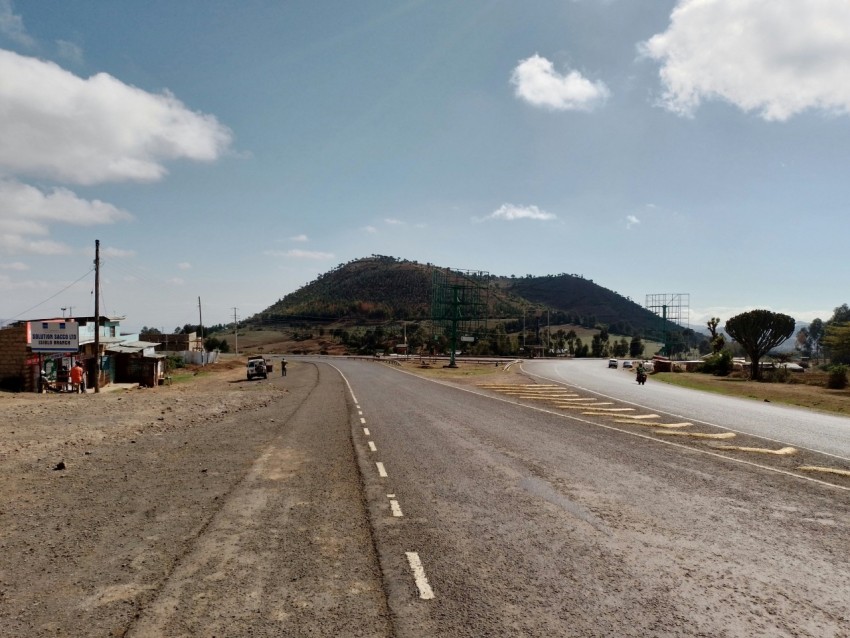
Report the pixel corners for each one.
[724,310,795,381]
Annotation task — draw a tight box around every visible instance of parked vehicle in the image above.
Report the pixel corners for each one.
[246,356,268,380]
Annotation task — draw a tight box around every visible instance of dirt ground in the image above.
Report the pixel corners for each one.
[0,359,390,637]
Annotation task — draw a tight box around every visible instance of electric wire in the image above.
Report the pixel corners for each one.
[5,268,95,324]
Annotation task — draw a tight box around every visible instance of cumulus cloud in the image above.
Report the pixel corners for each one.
[477,203,557,222]
[0,260,28,270]
[363,225,378,234]
[289,234,308,242]
[0,49,233,184]
[511,54,610,111]
[626,215,640,228]
[0,178,132,254]
[640,0,850,120]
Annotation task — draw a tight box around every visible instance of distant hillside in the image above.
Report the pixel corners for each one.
[247,255,678,339]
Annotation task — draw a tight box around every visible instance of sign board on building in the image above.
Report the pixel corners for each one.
[460,335,475,343]
[29,321,80,353]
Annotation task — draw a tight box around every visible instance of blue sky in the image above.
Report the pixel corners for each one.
[1,0,849,332]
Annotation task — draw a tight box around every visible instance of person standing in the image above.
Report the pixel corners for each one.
[281,358,287,377]
[70,361,83,393]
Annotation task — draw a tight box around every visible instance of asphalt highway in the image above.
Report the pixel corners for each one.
[324,358,850,637]
[524,358,850,460]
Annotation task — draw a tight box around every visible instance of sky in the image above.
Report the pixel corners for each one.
[1,0,849,333]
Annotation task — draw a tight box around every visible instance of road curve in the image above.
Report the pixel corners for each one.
[523,358,850,460]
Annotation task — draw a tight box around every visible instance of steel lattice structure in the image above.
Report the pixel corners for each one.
[431,268,490,367]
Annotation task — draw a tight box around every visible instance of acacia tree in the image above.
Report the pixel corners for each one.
[724,310,795,381]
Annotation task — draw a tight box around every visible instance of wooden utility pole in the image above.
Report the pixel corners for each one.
[93,239,100,393]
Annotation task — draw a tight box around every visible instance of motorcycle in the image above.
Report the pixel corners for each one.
[636,369,647,385]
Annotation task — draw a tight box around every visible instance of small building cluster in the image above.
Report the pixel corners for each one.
[0,316,167,392]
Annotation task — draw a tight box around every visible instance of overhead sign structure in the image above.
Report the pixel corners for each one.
[29,321,80,353]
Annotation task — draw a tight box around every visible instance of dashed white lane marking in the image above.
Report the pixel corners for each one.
[363,427,370,436]
[360,417,366,424]
[358,410,363,415]
[405,552,435,599]
[390,499,403,517]
[376,462,388,477]
[368,441,377,452]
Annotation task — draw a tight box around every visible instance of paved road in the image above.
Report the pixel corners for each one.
[326,358,850,637]
[522,358,850,460]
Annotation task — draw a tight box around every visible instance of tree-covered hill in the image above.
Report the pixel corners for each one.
[246,255,677,339]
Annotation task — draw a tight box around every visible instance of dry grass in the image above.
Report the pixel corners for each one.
[654,372,850,416]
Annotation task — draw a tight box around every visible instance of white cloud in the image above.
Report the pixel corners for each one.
[289,234,308,242]
[177,261,192,270]
[166,277,185,286]
[0,234,71,255]
[0,260,27,270]
[384,218,404,225]
[477,203,557,222]
[0,178,132,255]
[640,0,850,121]
[626,215,640,228]
[363,225,378,234]
[511,54,610,112]
[0,0,33,47]
[0,48,233,184]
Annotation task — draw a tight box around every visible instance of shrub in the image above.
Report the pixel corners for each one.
[699,351,732,376]
[827,365,848,389]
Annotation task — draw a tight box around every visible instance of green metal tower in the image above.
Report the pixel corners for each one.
[431,268,490,367]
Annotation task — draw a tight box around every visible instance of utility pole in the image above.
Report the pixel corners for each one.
[198,296,204,364]
[93,240,100,393]
[232,307,239,355]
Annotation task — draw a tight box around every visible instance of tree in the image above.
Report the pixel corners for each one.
[629,335,645,358]
[706,317,720,339]
[724,310,795,381]
[823,323,850,364]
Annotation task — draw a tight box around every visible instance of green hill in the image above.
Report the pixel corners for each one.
[247,255,677,341]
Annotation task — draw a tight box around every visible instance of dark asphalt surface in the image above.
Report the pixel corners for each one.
[326,357,850,637]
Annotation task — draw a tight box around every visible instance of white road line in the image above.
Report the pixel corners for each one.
[376,462,388,477]
[360,417,366,424]
[358,410,363,415]
[368,441,377,452]
[405,552,435,599]
[363,427,370,436]
[389,499,403,517]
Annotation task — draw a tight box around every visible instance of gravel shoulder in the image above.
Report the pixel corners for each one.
[0,361,390,637]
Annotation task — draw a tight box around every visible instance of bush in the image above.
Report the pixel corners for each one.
[165,354,185,372]
[699,351,732,376]
[827,365,848,389]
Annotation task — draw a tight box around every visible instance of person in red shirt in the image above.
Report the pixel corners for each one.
[70,362,84,394]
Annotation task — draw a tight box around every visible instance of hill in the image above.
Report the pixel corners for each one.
[248,255,677,340]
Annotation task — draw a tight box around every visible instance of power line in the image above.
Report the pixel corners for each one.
[3,268,94,325]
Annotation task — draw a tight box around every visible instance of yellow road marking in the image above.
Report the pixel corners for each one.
[614,420,692,428]
[579,408,636,412]
[797,466,850,477]
[710,445,797,456]
[654,431,736,439]
[608,414,660,420]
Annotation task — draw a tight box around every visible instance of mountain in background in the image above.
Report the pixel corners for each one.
[248,256,678,339]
